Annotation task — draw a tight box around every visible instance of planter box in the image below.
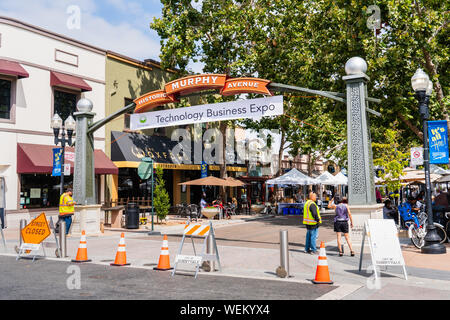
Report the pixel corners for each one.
[202,207,220,219]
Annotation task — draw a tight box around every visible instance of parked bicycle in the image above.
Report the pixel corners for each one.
[398,202,447,249]
[444,212,450,241]
[176,203,200,221]
[263,202,275,215]
[176,203,190,218]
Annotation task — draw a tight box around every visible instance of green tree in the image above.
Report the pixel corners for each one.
[151,0,448,173]
[372,129,410,200]
[153,166,170,222]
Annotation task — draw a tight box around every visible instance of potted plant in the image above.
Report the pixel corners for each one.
[153,166,170,223]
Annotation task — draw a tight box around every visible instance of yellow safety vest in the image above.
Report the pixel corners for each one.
[59,192,74,216]
[303,200,321,225]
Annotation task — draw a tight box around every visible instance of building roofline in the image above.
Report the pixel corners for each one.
[0,15,177,74]
[107,50,177,74]
[0,15,106,55]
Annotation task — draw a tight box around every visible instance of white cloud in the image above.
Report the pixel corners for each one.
[0,0,161,61]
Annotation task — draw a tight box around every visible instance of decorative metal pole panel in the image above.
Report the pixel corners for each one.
[73,111,96,205]
[343,57,376,206]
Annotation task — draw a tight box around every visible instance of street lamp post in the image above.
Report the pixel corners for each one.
[51,114,76,195]
[411,68,446,254]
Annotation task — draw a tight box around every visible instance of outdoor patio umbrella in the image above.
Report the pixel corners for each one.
[375,167,441,184]
[437,174,450,183]
[400,168,441,183]
[178,176,235,187]
[224,177,247,187]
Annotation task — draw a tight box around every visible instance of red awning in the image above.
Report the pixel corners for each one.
[17,143,117,175]
[50,71,92,92]
[0,59,29,78]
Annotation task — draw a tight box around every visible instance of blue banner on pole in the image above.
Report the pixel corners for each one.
[201,161,208,178]
[428,120,449,164]
[52,148,63,176]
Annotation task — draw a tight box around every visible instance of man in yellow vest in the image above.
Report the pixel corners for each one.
[303,191,322,254]
[58,188,76,235]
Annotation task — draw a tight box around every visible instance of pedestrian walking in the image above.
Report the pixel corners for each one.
[58,187,76,235]
[303,192,322,254]
[328,196,355,256]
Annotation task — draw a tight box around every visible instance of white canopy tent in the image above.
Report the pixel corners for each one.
[430,164,450,175]
[333,172,348,185]
[315,171,340,185]
[266,168,319,203]
[266,168,319,185]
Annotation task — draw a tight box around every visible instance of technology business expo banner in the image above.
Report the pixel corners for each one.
[130,95,283,130]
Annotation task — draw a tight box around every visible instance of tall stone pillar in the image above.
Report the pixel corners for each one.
[73,99,96,205]
[343,57,383,241]
[72,98,101,236]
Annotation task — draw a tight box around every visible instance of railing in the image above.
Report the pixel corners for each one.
[102,197,152,208]
[102,198,153,227]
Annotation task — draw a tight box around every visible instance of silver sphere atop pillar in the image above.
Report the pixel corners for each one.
[345,57,368,75]
[76,98,93,113]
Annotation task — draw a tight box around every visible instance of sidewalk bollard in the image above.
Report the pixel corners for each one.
[277,230,290,278]
[15,219,27,253]
[59,221,67,257]
[206,233,215,272]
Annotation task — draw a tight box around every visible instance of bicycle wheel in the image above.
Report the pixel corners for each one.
[409,225,425,249]
[434,223,447,244]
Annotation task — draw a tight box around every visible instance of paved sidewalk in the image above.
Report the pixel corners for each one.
[1,213,449,300]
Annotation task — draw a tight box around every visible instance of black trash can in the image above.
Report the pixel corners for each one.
[125,202,139,229]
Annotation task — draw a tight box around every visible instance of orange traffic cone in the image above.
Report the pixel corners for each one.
[154,235,173,271]
[110,233,130,266]
[311,241,333,284]
[71,230,92,263]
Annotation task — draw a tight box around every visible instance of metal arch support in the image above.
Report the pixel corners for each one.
[268,82,346,103]
[87,102,136,135]
[85,83,381,137]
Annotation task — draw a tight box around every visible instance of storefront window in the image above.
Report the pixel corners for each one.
[117,168,173,204]
[20,174,73,209]
[0,79,11,119]
[54,90,77,121]
[123,98,133,130]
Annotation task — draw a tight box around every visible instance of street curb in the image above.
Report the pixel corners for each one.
[315,284,362,300]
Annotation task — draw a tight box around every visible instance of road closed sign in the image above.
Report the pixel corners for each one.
[21,213,51,244]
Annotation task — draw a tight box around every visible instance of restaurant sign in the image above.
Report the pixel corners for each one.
[133,74,273,114]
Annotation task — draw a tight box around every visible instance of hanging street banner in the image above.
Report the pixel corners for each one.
[51,148,63,176]
[201,161,208,178]
[428,120,449,164]
[130,95,283,130]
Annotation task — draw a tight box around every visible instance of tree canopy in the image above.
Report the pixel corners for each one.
[151,0,449,168]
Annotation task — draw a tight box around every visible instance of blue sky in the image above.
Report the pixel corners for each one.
[0,0,168,62]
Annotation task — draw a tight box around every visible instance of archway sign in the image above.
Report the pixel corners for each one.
[130,75,283,130]
[133,75,273,114]
[77,57,382,227]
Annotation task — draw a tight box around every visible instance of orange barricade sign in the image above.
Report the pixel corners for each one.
[21,213,51,245]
